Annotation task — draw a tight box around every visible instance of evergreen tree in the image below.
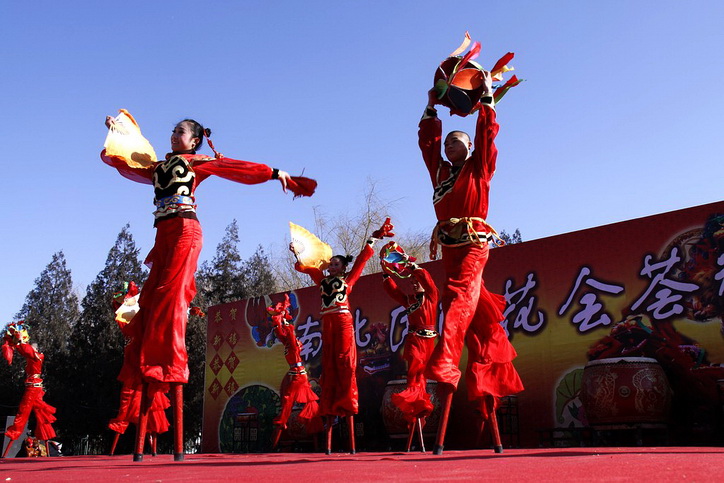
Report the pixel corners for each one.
[14,251,79,356]
[498,228,523,245]
[241,245,277,297]
[62,224,147,454]
[196,219,245,305]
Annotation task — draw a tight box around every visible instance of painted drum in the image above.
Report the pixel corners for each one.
[581,357,672,425]
[380,379,440,437]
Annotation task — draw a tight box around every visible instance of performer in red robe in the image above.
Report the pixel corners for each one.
[2,322,57,458]
[107,282,170,456]
[101,116,316,461]
[381,249,439,452]
[419,75,523,454]
[291,219,394,454]
[381,250,439,422]
[268,295,322,448]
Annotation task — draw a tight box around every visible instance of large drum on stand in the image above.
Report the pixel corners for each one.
[581,357,672,425]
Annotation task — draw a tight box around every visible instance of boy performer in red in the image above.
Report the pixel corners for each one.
[420,71,523,455]
[2,322,57,458]
[291,219,394,454]
[380,244,439,451]
[268,295,322,448]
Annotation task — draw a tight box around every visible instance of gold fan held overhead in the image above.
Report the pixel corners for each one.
[290,222,332,270]
[104,109,158,168]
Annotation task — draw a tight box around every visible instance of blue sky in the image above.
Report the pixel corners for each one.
[2,1,723,322]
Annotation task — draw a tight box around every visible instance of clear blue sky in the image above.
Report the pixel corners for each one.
[2,1,723,322]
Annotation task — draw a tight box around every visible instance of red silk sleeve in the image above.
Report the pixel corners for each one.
[382,276,409,307]
[418,115,444,186]
[294,262,326,285]
[345,243,374,290]
[100,149,155,184]
[412,267,439,304]
[192,155,273,185]
[471,105,500,180]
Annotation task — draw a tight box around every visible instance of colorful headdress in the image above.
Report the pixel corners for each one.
[380,241,416,279]
[112,281,141,325]
[290,222,332,270]
[433,32,522,116]
[3,321,30,365]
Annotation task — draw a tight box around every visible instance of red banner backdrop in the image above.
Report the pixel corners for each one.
[202,201,724,452]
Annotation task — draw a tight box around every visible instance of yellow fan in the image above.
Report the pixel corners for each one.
[290,222,332,270]
[104,109,158,168]
[115,294,140,325]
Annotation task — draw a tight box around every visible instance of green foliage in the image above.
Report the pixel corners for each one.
[498,228,523,245]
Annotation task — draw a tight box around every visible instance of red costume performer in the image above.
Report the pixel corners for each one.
[293,219,393,453]
[419,85,523,454]
[268,296,322,448]
[101,116,316,461]
[107,282,170,456]
[2,322,57,457]
[382,261,439,423]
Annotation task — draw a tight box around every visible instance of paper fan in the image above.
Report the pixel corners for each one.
[115,294,140,325]
[104,109,158,168]
[290,222,332,270]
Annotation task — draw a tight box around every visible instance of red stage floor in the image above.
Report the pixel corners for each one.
[1,448,723,482]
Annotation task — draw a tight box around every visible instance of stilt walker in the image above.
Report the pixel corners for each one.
[2,322,57,459]
[107,282,170,456]
[101,110,316,461]
[291,219,394,454]
[379,242,439,452]
[418,34,524,455]
[267,295,323,449]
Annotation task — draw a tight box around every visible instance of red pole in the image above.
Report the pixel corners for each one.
[173,383,184,461]
[133,382,150,462]
[432,386,454,455]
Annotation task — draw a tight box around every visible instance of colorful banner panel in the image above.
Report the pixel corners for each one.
[202,201,724,451]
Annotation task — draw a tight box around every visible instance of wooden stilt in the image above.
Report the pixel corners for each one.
[109,432,121,456]
[150,433,157,456]
[416,417,426,453]
[347,415,355,454]
[271,426,283,450]
[325,416,333,455]
[133,382,150,462]
[405,420,416,452]
[486,396,503,454]
[2,440,13,458]
[432,386,454,455]
[172,383,184,461]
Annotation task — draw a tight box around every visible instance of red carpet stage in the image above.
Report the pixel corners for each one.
[1,448,723,482]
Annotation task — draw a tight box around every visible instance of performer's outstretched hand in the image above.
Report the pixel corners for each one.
[427,88,440,107]
[289,241,300,257]
[481,69,493,98]
[372,217,395,239]
[277,170,291,193]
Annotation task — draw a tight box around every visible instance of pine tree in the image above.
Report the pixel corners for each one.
[62,224,147,454]
[242,245,277,298]
[14,251,80,356]
[498,228,523,245]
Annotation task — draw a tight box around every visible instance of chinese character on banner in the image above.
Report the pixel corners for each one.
[559,266,625,333]
[502,272,545,337]
[297,315,322,361]
[631,247,700,320]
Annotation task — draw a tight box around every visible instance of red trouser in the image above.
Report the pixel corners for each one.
[319,311,358,416]
[136,217,203,384]
[404,334,436,389]
[6,387,56,441]
[427,244,522,399]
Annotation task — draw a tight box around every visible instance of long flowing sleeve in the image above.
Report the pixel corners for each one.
[382,275,409,307]
[100,149,155,184]
[294,262,326,285]
[471,104,499,181]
